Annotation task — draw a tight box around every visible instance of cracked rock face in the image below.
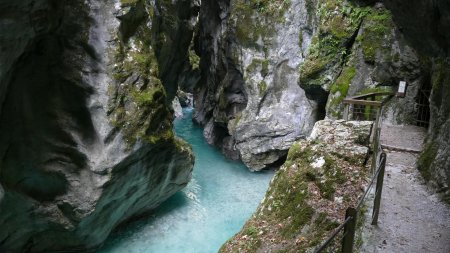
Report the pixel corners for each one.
[0,0,195,252]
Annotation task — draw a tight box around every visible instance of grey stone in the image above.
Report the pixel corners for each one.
[172,97,183,118]
[0,0,195,252]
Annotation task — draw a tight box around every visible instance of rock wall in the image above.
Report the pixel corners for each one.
[0,0,195,252]
[382,0,450,200]
[192,0,433,171]
[195,0,319,170]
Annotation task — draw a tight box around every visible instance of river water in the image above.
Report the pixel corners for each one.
[97,108,274,253]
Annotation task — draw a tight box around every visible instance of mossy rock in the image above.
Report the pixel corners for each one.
[231,0,291,49]
[357,8,394,63]
[220,135,371,253]
[299,0,370,91]
[108,1,173,148]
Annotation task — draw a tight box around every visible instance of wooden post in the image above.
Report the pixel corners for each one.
[372,153,387,225]
[370,107,382,174]
[342,207,357,253]
[344,104,350,121]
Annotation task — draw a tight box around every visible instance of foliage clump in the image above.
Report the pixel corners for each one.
[108,0,174,147]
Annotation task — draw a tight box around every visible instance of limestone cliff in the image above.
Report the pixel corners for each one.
[0,0,196,252]
[194,0,319,170]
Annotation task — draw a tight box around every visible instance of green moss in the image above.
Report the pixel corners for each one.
[221,137,371,252]
[120,0,139,5]
[232,0,291,49]
[298,31,304,48]
[359,8,393,63]
[299,0,369,89]
[108,2,173,148]
[258,81,268,95]
[261,59,269,76]
[418,142,438,181]
[244,226,258,236]
[131,87,165,106]
[189,48,200,70]
[330,66,356,99]
[299,56,328,84]
[246,58,270,78]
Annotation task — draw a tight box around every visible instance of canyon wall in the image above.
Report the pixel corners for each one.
[193,0,424,171]
[0,0,196,252]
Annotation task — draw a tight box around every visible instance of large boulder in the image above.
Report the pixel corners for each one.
[220,119,372,252]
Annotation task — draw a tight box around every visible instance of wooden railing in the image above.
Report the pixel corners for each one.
[343,92,393,173]
[314,91,394,253]
[313,153,387,253]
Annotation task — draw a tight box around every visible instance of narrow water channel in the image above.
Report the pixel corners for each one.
[97,108,274,253]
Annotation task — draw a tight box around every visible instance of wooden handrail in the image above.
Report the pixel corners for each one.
[342,99,382,106]
[347,91,394,100]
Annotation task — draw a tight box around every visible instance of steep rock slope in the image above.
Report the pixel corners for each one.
[194,0,319,170]
[0,0,196,252]
[298,0,422,123]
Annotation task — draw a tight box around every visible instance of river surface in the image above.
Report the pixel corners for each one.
[97,108,274,253]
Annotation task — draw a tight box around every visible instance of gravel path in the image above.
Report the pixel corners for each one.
[360,125,450,253]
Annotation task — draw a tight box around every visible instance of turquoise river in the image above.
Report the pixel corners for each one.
[97,108,274,253]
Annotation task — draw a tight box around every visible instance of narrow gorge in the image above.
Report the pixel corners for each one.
[0,0,449,253]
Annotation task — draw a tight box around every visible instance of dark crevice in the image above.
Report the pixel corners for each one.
[265,153,288,170]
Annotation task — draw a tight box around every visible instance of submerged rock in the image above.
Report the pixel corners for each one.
[172,96,184,118]
[0,0,195,252]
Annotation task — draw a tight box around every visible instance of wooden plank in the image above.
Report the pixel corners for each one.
[348,92,394,100]
[343,99,382,106]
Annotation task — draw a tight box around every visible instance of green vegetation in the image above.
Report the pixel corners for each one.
[357,8,393,63]
[418,142,438,181]
[221,137,371,252]
[120,0,139,5]
[232,0,291,48]
[299,0,369,88]
[258,81,268,95]
[330,66,356,96]
[299,1,395,118]
[108,1,174,148]
[327,65,356,118]
[189,48,200,70]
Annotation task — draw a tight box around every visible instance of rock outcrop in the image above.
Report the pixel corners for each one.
[194,0,319,170]
[0,0,196,252]
[220,119,372,252]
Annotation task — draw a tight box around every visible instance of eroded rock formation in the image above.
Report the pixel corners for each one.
[194,0,319,170]
[0,0,196,252]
